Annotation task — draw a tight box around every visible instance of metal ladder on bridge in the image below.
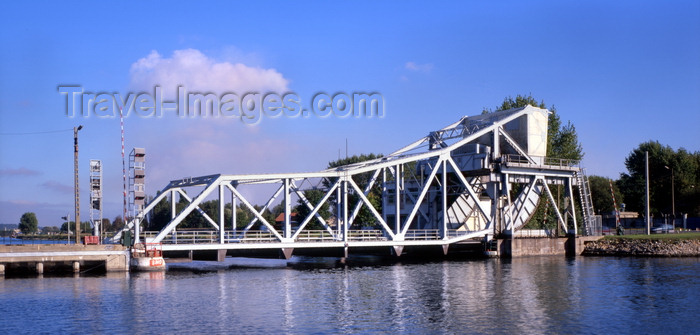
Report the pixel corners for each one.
[575,168,596,236]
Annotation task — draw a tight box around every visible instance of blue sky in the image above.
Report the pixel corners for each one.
[1,1,698,227]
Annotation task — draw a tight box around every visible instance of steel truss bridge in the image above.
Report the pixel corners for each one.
[110,105,596,258]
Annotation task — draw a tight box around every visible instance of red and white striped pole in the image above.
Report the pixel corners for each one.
[609,179,620,228]
[120,108,127,231]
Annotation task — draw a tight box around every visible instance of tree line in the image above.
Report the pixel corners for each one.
[14,211,127,235]
[590,141,700,218]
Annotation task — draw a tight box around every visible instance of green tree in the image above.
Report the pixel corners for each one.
[18,212,38,234]
[355,191,382,227]
[111,216,125,232]
[145,191,211,231]
[148,195,174,231]
[229,203,270,230]
[196,200,219,229]
[327,153,384,182]
[588,175,623,214]
[484,94,584,161]
[619,141,700,217]
[41,226,60,234]
[60,221,91,233]
[177,199,226,229]
[100,218,112,233]
[80,221,92,232]
[269,202,285,222]
[173,192,201,229]
[326,154,384,227]
[235,203,253,229]
[295,188,332,230]
[259,203,277,227]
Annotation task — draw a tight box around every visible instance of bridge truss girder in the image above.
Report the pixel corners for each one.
[110,106,586,252]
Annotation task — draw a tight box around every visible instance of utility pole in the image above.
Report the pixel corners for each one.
[74,125,83,244]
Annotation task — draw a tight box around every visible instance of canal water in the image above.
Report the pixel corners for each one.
[1,256,697,334]
[0,237,71,245]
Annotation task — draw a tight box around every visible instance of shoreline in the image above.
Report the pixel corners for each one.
[582,237,700,257]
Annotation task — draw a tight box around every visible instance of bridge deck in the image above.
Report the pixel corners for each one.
[141,229,487,251]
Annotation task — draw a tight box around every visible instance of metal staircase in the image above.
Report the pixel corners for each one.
[575,169,596,236]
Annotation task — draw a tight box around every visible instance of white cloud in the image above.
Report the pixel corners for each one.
[129,49,290,96]
[114,48,337,208]
[41,180,74,194]
[122,48,300,199]
[405,61,434,73]
[129,120,311,205]
[0,167,41,176]
[0,200,70,227]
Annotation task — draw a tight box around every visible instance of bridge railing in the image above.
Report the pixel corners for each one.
[140,230,272,244]
[543,157,579,169]
[404,229,441,240]
[143,230,383,244]
[227,230,278,243]
[140,229,483,244]
[346,230,386,241]
[502,154,579,170]
[294,230,338,242]
[446,230,480,238]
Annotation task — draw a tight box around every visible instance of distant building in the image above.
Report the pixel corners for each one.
[273,213,338,229]
[602,211,640,227]
[274,212,299,227]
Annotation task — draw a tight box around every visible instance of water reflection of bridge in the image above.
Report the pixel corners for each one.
[111,106,596,258]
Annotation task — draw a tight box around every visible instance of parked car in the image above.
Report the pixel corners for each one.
[651,224,674,233]
[601,226,613,235]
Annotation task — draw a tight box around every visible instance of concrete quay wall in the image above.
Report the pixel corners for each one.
[497,236,603,257]
[0,244,130,275]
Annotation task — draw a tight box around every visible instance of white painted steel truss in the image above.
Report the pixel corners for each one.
[109,106,587,255]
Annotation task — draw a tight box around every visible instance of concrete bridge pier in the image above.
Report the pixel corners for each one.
[36,262,44,275]
[497,236,603,257]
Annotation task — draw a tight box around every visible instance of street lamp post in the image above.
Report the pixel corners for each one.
[74,125,83,245]
[665,165,675,232]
